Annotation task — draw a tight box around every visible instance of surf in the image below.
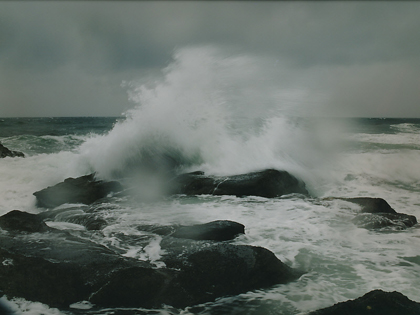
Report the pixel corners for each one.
[77,46,344,197]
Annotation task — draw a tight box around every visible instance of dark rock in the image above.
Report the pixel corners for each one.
[0,210,51,233]
[325,197,417,230]
[136,220,245,241]
[33,174,124,208]
[341,197,396,214]
[0,142,24,158]
[0,248,90,308]
[0,211,299,309]
[0,223,153,308]
[352,212,417,230]
[172,220,245,241]
[310,289,420,315]
[159,239,302,308]
[168,169,308,198]
[89,266,180,309]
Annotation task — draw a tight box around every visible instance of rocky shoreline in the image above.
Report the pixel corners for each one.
[0,168,419,313]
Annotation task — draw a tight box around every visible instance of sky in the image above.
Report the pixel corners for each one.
[0,1,419,118]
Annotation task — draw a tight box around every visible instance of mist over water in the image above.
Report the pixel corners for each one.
[79,46,342,196]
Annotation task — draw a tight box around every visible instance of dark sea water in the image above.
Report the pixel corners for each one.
[1,115,420,315]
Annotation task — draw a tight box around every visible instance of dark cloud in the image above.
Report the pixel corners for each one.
[0,1,419,117]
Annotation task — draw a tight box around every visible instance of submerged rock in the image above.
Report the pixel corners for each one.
[310,289,420,315]
[33,174,124,208]
[0,142,24,158]
[0,210,299,309]
[168,169,308,198]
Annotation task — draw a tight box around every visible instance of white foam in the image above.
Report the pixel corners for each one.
[350,132,420,148]
[0,296,66,315]
[77,46,344,199]
[69,300,94,310]
[45,221,86,231]
[0,151,91,216]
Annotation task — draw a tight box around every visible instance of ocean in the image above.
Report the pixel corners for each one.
[1,114,420,315]
[1,49,420,314]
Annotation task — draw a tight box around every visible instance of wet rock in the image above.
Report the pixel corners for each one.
[161,241,301,308]
[172,220,245,241]
[0,211,300,309]
[310,289,420,315]
[0,222,152,308]
[33,174,124,208]
[136,220,245,241]
[0,248,90,308]
[341,197,396,214]
[168,169,308,198]
[0,142,24,158]
[326,197,417,230]
[0,210,51,233]
[352,212,417,230]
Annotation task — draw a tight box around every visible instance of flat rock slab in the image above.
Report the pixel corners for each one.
[33,174,124,208]
[310,290,420,315]
[169,169,308,198]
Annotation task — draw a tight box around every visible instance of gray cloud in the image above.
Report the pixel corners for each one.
[0,1,419,117]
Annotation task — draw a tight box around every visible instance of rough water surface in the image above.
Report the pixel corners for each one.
[1,49,420,315]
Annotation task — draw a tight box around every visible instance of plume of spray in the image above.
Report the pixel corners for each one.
[78,46,344,198]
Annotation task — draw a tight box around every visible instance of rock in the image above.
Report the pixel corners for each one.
[172,220,245,241]
[89,266,182,309]
[0,220,156,308]
[0,211,300,309]
[0,210,51,233]
[136,220,245,241]
[0,142,24,158]
[352,212,417,230]
[0,247,91,308]
[325,197,417,230]
[160,241,301,308]
[33,174,124,208]
[168,169,308,198]
[310,289,420,315]
[340,197,396,214]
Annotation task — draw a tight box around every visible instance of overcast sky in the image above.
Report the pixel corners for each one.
[0,1,419,118]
